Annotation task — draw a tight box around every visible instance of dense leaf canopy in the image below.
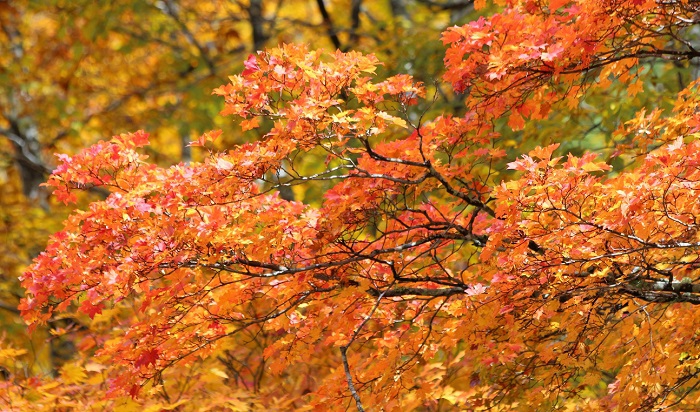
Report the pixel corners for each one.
[7,0,700,410]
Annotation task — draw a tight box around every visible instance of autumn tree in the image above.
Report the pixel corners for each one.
[10,0,700,410]
[0,0,472,398]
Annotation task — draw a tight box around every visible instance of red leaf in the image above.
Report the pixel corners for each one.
[80,300,105,319]
[242,54,260,76]
[134,348,160,369]
[129,384,140,399]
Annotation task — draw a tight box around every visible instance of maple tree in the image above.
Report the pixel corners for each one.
[9,0,700,410]
[0,0,471,401]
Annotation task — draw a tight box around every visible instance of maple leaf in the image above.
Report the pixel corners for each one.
[240,117,260,131]
[134,349,159,369]
[79,300,104,320]
[627,79,644,97]
[241,54,260,76]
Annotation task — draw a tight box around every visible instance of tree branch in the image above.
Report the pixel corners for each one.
[619,280,700,304]
[0,300,20,315]
[339,346,365,412]
[316,0,342,50]
[367,286,465,297]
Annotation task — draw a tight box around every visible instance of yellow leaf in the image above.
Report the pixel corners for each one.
[85,362,107,373]
[145,400,188,412]
[581,161,609,172]
[113,399,143,412]
[60,361,87,384]
[681,254,698,263]
[209,367,230,379]
[38,381,62,392]
[0,348,27,361]
[627,80,644,97]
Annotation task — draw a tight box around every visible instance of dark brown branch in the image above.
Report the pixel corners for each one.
[161,0,216,74]
[426,162,496,217]
[367,286,465,297]
[348,0,362,47]
[247,0,269,51]
[340,346,365,411]
[0,300,20,314]
[316,0,342,50]
[527,48,700,76]
[414,0,474,11]
[620,282,700,305]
